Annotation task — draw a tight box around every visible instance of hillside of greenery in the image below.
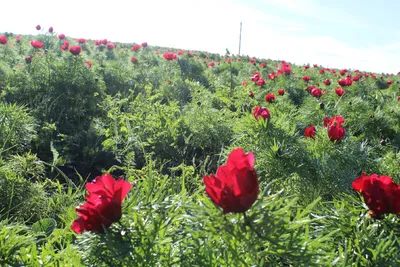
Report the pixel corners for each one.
[0,26,400,266]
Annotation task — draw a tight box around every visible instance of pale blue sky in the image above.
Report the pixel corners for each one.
[1,0,399,73]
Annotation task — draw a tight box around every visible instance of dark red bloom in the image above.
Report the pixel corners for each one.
[69,46,82,55]
[304,65,310,70]
[278,89,285,96]
[0,35,7,44]
[61,41,69,51]
[387,80,393,86]
[16,36,21,43]
[260,62,267,68]
[203,148,259,214]
[353,75,360,82]
[324,116,345,141]
[30,40,44,49]
[208,61,215,67]
[163,52,177,60]
[335,87,345,97]
[251,72,261,82]
[323,79,331,86]
[268,72,276,80]
[338,77,353,87]
[131,57,137,63]
[302,75,310,82]
[265,93,276,103]
[101,39,108,45]
[324,116,344,128]
[253,106,270,121]
[58,34,66,40]
[86,61,92,68]
[257,78,265,87]
[36,24,41,30]
[71,173,132,233]
[250,58,256,64]
[132,44,141,52]
[178,50,184,55]
[77,38,86,44]
[352,173,400,218]
[306,85,315,93]
[248,91,254,98]
[107,43,115,50]
[311,88,322,98]
[277,61,292,75]
[313,64,318,67]
[242,80,247,86]
[328,124,346,141]
[49,26,53,33]
[319,69,325,74]
[304,125,316,138]
[141,42,148,47]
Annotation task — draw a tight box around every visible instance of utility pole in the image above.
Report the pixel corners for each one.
[238,22,242,55]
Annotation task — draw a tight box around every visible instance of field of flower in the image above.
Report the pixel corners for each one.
[0,25,400,266]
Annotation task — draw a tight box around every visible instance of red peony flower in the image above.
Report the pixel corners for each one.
[30,40,44,49]
[107,43,115,50]
[49,26,53,33]
[77,38,86,44]
[71,173,132,233]
[277,61,292,75]
[58,34,66,40]
[327,124,346,141]
[352,173,400,218]
[387,80,393,86]
[324,116,344,128]
[86,61,92,68]
[36,24,41,31]
[141,42,148,47]
[250,58,256,64]
[208,61,215,67]
[242,80,247,86]
[311,88,322,98]
[338,77,353,87]
[253,106,270,121]
[335,87,345,97]
[163,52,177,60]
[0,35,7,44]
[257,78,265,87]
[69,46,82,55]
[101,39,108,45]
[302,75,310,82]
[313,64,318,67]
[248,91,254,98]
[323,79,331,86]
[265,93,276,103]
[304,125,316,138]
[251,72,261,82]
[319,69,325,74]
[260,62,267,68]
[132,44,141,52]
[268,72,276,80]
[278,89,285,96]
[353,75,360,82]
[304,65,310,70]
[203,148,259,214]
[131,57,137,63]
[324,116,345,141]
[178,50,184,55]
[306,85,315,93]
